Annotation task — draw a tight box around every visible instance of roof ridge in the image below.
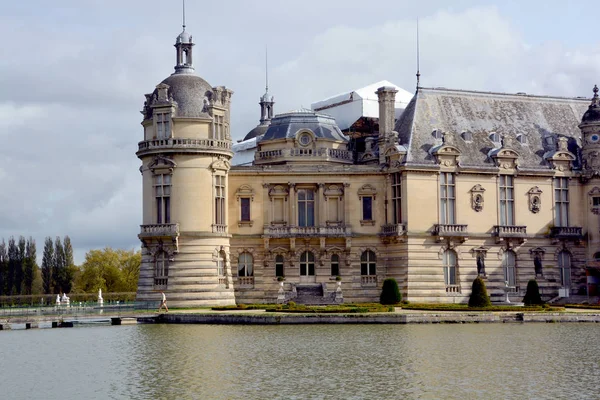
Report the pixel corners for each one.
[419,86,590,102]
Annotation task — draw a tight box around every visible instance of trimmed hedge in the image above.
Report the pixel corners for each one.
[468,277,491,308]
[380,278,402,305]
[564,304,600,310]
[402,303,565,312]
[523,280,544,306]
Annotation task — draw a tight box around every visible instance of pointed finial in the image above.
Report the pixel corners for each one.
[265,45,269,94]
[182,0,186,30]
[416,18,421,90]
[594,84,599,98]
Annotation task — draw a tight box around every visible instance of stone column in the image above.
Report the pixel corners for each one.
[343,183,351,226]
[262,183,270,225]
[318,183,325,227]
[385,174,391,225]
[288,183,296,226]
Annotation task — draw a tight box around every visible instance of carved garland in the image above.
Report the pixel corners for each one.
[527,186,543,214]
[470,184,485,212]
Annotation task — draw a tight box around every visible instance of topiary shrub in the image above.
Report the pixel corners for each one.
[380,278,402,305]
[523,279,544,305]
[468,277,491,308]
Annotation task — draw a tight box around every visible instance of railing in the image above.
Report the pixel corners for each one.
[446,285,461,293]
[154,277,168,287]
[137,138,232,153]
[433,224,468,236]
[493,225,527,237]
[550,226,583,239]
[238,277,254,287]
[140,223,179,237]
[263,225,352,237]
[380,223,406,236]
[255,147,352,162]
[218,277,228,287]
[361,275,378,286]
[212,224,227,234]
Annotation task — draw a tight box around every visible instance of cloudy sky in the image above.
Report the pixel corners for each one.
[1,0,599,264]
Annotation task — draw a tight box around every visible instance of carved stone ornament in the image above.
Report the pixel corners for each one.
[470,184,486,212]
[527,186,543,214]
[589,187,600,215]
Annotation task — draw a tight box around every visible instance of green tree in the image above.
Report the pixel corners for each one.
[23,237,37,295]
[523,279,543,306]
[41,237,54,294]
[54,237,65,293]
[380,278,402,305]
[15,236,26,294]
[75,248,141,293]
[468,276,491,308]
[0,239,7,295]
[61,236,75,293]
[7,237,18,295]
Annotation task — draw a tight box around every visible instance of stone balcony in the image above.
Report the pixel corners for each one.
[254,147,353,164]
[136,138,232,157]
[380,223,407,243]
[432,224,468,242]
[139,223,180,239]
[549,226,583,241]
[263,225,352,238]
[493,225,527,243]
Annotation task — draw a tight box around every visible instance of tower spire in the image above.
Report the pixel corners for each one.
[265,45,269,94]
[259,46,275,125]
[416,18,421,91]
[182,0,186,30]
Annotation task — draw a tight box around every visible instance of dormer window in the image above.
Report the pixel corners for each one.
[156,113,171,139]
[461,131,473,142]
[517,134,527,145]
[298,133,312,146]
[432,129,443,140]
[544,136,555,147]
[489,132,501,144]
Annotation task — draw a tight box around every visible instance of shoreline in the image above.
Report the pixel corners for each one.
[139,309,600,325]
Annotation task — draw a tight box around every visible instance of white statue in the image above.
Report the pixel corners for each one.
[61,293,70,306]
[98,288,104,306]
[56,294,61,305]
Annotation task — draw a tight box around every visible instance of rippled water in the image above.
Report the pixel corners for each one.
[1,323,599,399]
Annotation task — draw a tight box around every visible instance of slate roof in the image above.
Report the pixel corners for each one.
[259,110,347,143]
[395,87,591,169]
[243,123,269,141]
[156,73,213,118]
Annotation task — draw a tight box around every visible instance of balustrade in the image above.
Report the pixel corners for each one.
[212,224,227,234]
[493,225,527,237]
[433,224,468,236]
[264,225,351,237]
[445,285,461,294]
[238,277,254,287]
[137,137,232,154]
[140,223,179,237]
[380,223,406,236]
[550,226,583,239]
[361,275,378,286]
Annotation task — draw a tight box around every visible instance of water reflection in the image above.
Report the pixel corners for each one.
[1,324,599,399]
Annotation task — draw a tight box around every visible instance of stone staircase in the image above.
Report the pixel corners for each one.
[294,284,337,305]
[549,295,599,305]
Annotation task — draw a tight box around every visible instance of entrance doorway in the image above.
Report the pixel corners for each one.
[299,251,316,283]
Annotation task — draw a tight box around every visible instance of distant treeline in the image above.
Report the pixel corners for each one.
[0,236,74,296]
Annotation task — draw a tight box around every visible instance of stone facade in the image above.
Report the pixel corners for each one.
[136,26,600,307]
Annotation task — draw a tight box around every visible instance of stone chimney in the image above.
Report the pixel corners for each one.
[376,86,398,164]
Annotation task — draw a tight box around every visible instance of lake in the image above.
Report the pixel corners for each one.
[1,323,599,399]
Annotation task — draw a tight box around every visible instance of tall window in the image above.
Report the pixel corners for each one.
[360,250,376,276]
[240,198,251,222]
[503,250,516,287]
[392,172,402,224]
[154,251,169,286]
[214,175,226,225]
[154,174,171,224]
[362,196,373,221]
[238,253,253,277]
[558,251,571,287]
[298,189,315,227]
[554,178,569,227]
[331,254,340,276]
[300,251,315,276]
[443,250,457,286]
[217,254,225,277]
[156,113,170,139]
[499,175,515,225]
[275,255,284,277]
[440,173,455,224]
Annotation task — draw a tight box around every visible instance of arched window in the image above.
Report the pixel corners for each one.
[361,250,376,276]
[300,251,315,276]
[443,250,457,286]
[331,254,340,276]
[155,251,169,287]
[558,251,571,287]
[275,255,284,278]
[216,253,225,277]
[238,253,253,277]
[503,251,516,287]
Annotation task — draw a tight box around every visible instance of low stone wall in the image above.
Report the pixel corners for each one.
[137,311,600,325]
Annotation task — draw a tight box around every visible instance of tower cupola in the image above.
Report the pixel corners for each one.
[174,3,194,74]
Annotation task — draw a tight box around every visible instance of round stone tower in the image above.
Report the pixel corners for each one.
[580,85,600,179]
[136,24,236,307]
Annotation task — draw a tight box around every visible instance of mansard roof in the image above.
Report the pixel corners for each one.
[259,109,347,143]
[395,87,590,169]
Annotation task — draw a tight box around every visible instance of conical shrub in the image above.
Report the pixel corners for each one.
[380,278,402,305]
[468,276,491,307]
[523,279,543,305]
